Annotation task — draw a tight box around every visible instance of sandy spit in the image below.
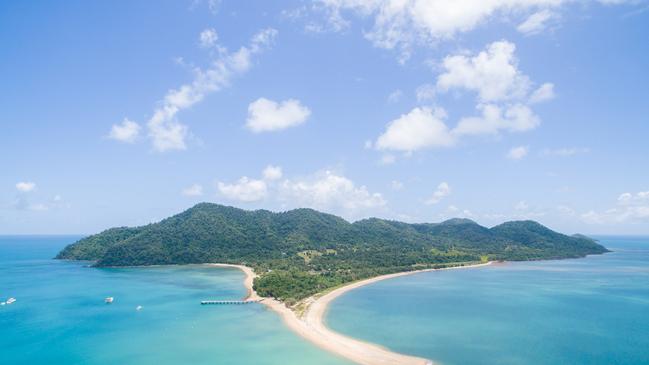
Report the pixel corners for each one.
[208,262,493,365]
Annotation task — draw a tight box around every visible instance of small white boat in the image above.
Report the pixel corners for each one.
[0,302,5,306]
[6,298,16,305]
[104,297,114,304]
[136,305,142,311]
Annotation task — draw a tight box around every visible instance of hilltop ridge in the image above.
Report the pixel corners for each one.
[57,203,609,303]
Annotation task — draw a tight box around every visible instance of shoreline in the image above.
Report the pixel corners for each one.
[213,262,493,365]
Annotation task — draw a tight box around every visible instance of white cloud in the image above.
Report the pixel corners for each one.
[199,28,218,48]
[182,184,204,197]
[517,9,555,35]
[437,40,531,102]
[507,145,529,160]
[217,177,268,202]
[11,189,71,212]
[216,167,387,219]
[246,98,311,133]
[262,165,283,180]
[529,82,555,104]
[438,41,543,137]
[581,190,649,224]
[425,182,451,205]
[141,28,277,152]
[415,83,436,102]
[108,118,141,143]
[387,89,403,103]
[375,107,455,152]
[598,0,637,4]
[373,41,545,157]
[16,181,36,193]
[308,1,637,64]
[452,103,541,136]
[315,0,571,61]
[280,170,386,216]
[618,191,649,206]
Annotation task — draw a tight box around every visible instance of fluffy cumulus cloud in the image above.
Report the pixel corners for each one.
[507,145,529,160]
[216,166,386,219]
[16,181,36,192]
[108,118,141,143]
[280,170,386,216]
[372,40,548,154]
[453,103,540,136]
[246,98,311,132]
[311,1,633,61]
[182,184,203,197]
[375,41,545,154]
[375,107,455,152]
[582,190,649,224]
[437,41,531,102]
[114,28,277,152]
[199,28,218,48]
[426,182,451,205]
[217,177,268,202]
[262,165,283,180]
[313,0,572,61]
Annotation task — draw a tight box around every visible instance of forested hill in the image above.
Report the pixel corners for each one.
[56,203,608,303]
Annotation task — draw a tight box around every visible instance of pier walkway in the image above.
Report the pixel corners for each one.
[201,299,263,305]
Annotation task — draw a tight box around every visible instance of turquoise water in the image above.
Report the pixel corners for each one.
[327,236,649,365]
[0,236,351,365]
[3,236,648,365]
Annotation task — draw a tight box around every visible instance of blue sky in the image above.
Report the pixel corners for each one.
[1,0,648,235]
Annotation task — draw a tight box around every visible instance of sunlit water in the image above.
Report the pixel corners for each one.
[3,236,647,365]
[0,236,351,365]
[327,236,649,365]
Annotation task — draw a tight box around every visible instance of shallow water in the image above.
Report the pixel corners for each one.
[0,236,351,365]
[327,236,649,365]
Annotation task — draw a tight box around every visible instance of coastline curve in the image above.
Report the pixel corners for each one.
[210,262,492,365]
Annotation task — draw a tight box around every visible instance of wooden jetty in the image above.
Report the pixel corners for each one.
[200,299,263,305]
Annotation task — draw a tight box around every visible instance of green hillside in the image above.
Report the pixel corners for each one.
[56,203,609,304]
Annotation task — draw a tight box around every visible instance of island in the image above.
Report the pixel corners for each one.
[56,203,609,364]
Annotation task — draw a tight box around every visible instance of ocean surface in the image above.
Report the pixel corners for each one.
[2,236,648,365]
[0,236,351,365]
[327,236,649,365]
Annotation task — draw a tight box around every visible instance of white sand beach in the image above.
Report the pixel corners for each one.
[211,262,492,365]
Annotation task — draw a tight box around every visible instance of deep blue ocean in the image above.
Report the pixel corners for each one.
[1,236,647,364]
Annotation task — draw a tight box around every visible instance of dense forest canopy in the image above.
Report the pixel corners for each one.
[57,203,609,304]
